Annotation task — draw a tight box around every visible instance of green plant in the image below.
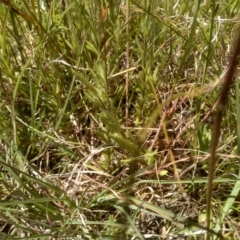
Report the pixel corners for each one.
[0,0,240,239]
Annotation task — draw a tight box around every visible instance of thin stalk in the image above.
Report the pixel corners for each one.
[125,0,130,126]
[206,28,240,239]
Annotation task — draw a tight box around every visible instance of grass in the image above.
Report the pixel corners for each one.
[0,0,240,239]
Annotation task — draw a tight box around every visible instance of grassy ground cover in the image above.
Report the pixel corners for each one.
[0,0,240,239]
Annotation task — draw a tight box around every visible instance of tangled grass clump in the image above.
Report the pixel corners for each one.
[0,0,240,239]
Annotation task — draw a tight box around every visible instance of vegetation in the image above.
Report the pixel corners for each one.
[0,0,240,239]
